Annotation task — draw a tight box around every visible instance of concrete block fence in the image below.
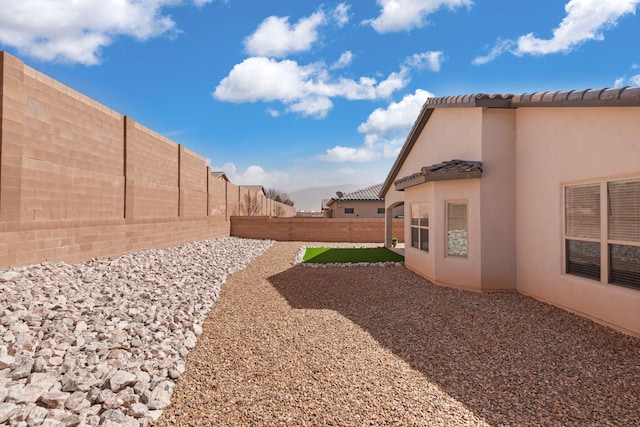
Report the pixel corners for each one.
[0,51,294,268]
[230,217,405,244]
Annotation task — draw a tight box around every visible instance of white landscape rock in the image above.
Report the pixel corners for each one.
[0,237,273,426]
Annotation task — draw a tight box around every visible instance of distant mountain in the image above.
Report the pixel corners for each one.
[289,183,376,212]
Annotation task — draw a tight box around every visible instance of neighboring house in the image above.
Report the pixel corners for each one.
[211,171,230,181]
[380,87,640,336]
[325,183,403,218]
[239,185,267,196]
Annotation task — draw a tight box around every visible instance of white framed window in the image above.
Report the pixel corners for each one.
[410,203,429,252]
[447,201,468,257]
[564,179,639,290]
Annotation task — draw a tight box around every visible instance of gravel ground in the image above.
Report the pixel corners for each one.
[159,241,640,427]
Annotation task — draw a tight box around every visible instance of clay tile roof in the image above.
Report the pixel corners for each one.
[327,183,384,206]
[600,87,624,100]
[554,90,573,102]
[428,93,512,108]
[620,86,640,99]
[340,183,384,201]
[394,160,482,191]
[422,159,483,176]
[380,85,640,197]
[511,85,640,107]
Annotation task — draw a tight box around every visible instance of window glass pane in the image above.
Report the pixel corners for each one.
[608,180,640,243]
[566,240,600,280]
[420,229,429,252]
[411,204,420,226]
[609,244,640,290]
[420,204,429,227]
[447,202,468,256]
[344,208,354,214]
[565,185,600,238]
[377,208,385,214]
[411,227,419,249]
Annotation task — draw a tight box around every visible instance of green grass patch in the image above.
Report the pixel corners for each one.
[303,247,404,264]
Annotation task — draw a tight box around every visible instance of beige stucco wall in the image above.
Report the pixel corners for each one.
[384,108,483,247]
[404,180,483,291]
[395,108,487,291]
[328,200,385,218]
[515,106,640,336]
[479,109,517,291]
[394,107,520,292]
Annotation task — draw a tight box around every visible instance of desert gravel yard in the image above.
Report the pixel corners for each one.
[158,242,640,427]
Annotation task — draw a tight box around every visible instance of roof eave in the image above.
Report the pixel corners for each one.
[394,170,482,191]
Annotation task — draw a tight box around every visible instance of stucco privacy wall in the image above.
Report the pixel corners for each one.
[231,216,404,243]
[0,51,293,267]
[515,106,640,335]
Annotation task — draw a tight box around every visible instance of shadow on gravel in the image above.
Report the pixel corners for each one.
[269,265,640,427]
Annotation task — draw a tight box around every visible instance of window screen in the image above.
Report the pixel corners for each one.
[608,180,640,289]
[565,185,600,238]
[608,180,640,243]
[447,202,468,257]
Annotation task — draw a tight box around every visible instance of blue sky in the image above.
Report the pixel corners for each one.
[1,0,639,193]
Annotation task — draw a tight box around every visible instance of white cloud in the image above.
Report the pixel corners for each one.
[288,97,334,119]
[331,51,354,70]
[319,89,432,163]
[405,51,444,72]
[472,39,515,65]
[365,0,472,33]
[474,0,639,64]
[219,162,289,188]
[630,74,640,85]
[614,77,626,88]
[516,0,638,55]
[213,57,411,118]
[358,89,433,134]
[214,57,314,102]
[318,146,380,163]
[243,4,350,58]
[243,11,326,58]
[332,3,351,27]
[0,0,211,65]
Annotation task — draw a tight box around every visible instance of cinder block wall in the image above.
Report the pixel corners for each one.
[0,51,291,267]
[230,217,404,243]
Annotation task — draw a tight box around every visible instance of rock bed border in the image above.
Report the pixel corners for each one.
[0,237,274,426]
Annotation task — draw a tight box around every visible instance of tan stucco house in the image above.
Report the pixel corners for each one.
[381,87,640,336]
[325,183,403,218]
